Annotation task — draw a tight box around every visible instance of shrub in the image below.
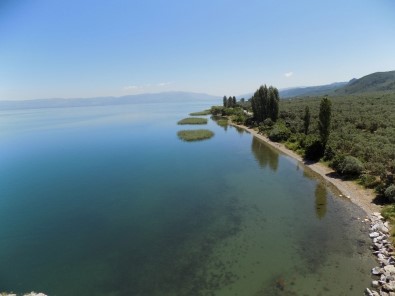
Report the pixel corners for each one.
[341,156,364,176]
[263,118,274,127]
[268,122,291,142]
[359,174,380,189]
[330,154,346,172]
[385,185,395,202]
[232,114,246,124]
[210,106,224,115]
[330,155,364,177]
[323,145,336,161]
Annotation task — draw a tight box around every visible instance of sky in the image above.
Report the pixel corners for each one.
[1,0,395,100]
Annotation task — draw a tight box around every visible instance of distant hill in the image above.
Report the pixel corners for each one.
[279,82,348,98]
[237,82,348,100]
[335,70,395,95]
[0,91,219,110]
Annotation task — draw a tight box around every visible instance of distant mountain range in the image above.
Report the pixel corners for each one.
[279,82,348,98]
[280,70,395,98]
[1,71,394,110]
[0,91,219,110]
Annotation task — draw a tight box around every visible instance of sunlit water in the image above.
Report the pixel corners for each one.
[0,102,375,295]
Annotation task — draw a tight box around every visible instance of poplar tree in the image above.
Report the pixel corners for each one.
[303,106,310,135]
[268,86,279,121]
[318,97,332,147]
[251,85,279,123]
[223,96,227,107]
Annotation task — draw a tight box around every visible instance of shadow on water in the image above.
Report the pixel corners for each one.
[232,125,246,135]
[251,137,279,172]
[315,183,328,219]
[211,116,228,131]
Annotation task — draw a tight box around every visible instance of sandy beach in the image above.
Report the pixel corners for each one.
[231,122,381,215]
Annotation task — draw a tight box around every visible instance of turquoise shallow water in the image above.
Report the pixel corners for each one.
[0,102,375,295]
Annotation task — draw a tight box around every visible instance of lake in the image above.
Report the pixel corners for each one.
[0,101,375,295]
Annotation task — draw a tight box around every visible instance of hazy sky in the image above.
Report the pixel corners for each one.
[1,0,395,100]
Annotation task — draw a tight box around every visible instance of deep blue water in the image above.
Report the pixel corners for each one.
[0,102,375,295]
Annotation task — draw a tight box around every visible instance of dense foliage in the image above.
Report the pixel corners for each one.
[251,85,280,123]
[277,92,395,198]
[213,89,395,201]
[318,97,332,147]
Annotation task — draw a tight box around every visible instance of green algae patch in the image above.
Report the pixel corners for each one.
[177,117,208,125]
[189,110,211,116]
[177,129,214,142]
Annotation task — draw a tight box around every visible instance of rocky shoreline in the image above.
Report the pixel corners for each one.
[366,213,395,296]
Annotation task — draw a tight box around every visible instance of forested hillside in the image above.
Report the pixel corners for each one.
[335,71,395,94]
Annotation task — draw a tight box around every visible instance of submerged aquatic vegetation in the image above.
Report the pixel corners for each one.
[189,110,211,116]
[177,129,214,141]
[178,117,208,125]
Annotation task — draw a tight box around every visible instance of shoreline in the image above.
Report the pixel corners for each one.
[230,122,381,216]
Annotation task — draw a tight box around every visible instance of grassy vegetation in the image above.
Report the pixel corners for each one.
[189,110,211,116]
[211,116,228,127]
[381,204,395,242]
[177,129,214,141]
[177,117,208,125]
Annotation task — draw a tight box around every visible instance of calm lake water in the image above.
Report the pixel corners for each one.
[0,101,375,295]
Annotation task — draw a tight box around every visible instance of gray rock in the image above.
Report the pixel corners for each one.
[379,253,388,260]
[383,281,395,291]
[373,266,383,275]
[371,232,381,238]
[384,265,395,275]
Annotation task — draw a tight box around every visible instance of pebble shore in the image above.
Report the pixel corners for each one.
[366,212,395,296]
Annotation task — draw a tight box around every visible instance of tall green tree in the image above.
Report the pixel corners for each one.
[223,96,227,107]
[268,86,279,121]
[227,97,233,107]
[303,106,310,135]
[251,85,279,123]
[232,96,237,107]
[318,97,332,147]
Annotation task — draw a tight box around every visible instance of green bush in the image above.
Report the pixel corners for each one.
[323,145,336,161]
[268,122,291,142]
[330,155,364,177]
[341,156,364,176]
[263,118,274,127]
[330,154,346,172]
[385,185,395,202]
[359,174,380,188]
[232,114,246,124]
